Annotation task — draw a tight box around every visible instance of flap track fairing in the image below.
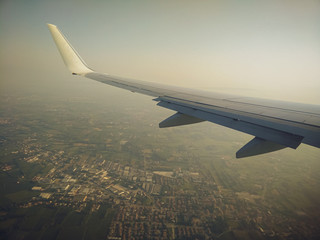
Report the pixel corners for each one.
[159,112,204,128]
[236,137,287,158]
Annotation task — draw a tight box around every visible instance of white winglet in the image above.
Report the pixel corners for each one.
[47,24,93,75]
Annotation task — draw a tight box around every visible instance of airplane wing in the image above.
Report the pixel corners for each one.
[47,24,320,158]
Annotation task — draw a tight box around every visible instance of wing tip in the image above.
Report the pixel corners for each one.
[47,23,57,31]
[47,23,93,75]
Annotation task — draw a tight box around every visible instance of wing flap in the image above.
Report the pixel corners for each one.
[156,98,303,150]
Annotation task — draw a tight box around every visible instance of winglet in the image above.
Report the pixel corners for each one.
[47,24,93,75]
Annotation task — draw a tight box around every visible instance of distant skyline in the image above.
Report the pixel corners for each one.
[1,0,319,103]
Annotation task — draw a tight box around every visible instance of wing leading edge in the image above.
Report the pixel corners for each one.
[47,24,320,158]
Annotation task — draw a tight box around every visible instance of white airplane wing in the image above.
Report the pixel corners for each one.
[47,24,320,158]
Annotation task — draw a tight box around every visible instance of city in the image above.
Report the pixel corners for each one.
[1,89,319,239]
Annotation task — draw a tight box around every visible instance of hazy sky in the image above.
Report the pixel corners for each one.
[1,0,320,103]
